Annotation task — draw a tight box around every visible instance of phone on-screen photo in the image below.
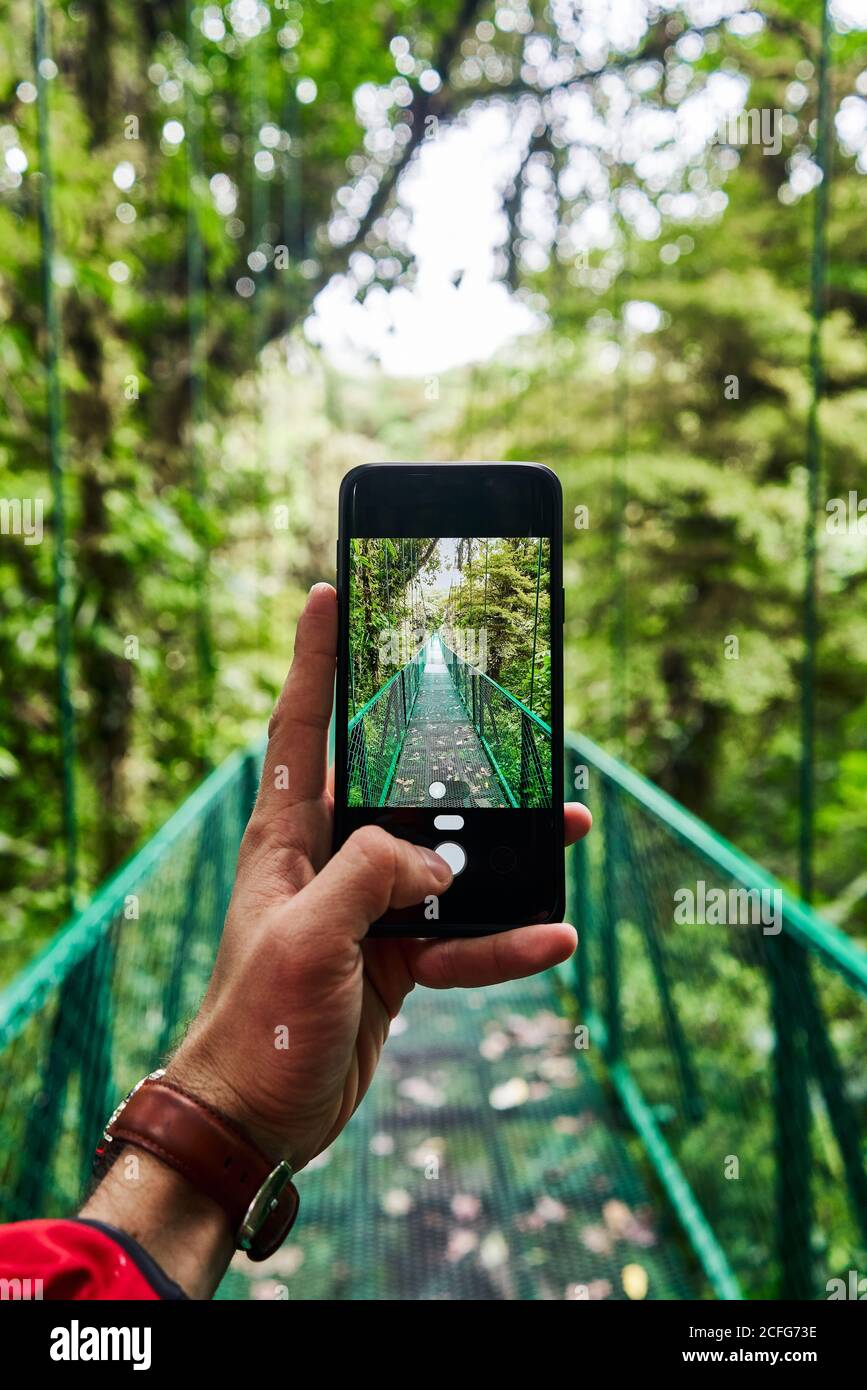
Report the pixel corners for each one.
[334,461,564,936]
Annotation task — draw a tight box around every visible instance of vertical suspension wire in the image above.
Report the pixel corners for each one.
[281,55,301,319]
[467,536,473,614]
[249,22,271,671]
[400,538,406,656]
[799,0,832,905]
[35,0,78,908]
[186,0,214,767]
[529,535,542,712]
[610,186,630,754]
[411,538,417,632]
[483,537,489,628]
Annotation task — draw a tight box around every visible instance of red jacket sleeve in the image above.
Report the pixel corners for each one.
[0,1219,187,1300]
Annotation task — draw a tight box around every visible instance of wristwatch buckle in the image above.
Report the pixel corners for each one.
[237,1159,294,1251]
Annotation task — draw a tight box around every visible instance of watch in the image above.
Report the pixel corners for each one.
[93,1070,300,1261]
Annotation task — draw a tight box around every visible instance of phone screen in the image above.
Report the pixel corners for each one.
[347,537,552,812]
[335,463,564,934]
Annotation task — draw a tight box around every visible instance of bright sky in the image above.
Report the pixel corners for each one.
[307,107,540,377]
[430,538,460,594]
[305,1,867,379]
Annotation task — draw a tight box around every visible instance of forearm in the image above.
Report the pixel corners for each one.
[81,1150,235,1300]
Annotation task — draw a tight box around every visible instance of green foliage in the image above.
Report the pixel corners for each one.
[0,0,494,963]
[2,0,866,967]
[348,537,433,712]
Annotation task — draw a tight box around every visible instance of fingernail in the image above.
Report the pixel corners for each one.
[418,846,453,884]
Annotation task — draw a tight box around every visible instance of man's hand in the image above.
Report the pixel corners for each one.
[167,582,591,1170]
[83,582,590,1295]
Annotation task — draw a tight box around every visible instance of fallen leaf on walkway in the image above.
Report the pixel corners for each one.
[535,1194,568,1223]
[602,1198,657,1246]
[451,1193,481,1221]
[399,1075,445,1106]
[489,1076,530,1109]
[480,1028,510,1060]
[370,1132,395,1156]
[447,1229,479,1262]
[602,1199,633,1237]
[580,1224,613,1255]
[479,1232,509,1269]
[622,1262,649,1300]
[538,1056,576,1083]
[381,1188,413,1216]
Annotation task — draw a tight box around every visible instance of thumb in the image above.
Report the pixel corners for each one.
[296,826,453,941]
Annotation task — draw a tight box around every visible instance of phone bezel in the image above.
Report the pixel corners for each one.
[334,461,565,936]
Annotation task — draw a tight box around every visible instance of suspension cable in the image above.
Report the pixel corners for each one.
[800,0,832,904]
[35,0,78,909]
[185,0,214,766]
[610,201,630,754]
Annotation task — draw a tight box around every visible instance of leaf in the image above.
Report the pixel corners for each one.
[621,1263,649,1301]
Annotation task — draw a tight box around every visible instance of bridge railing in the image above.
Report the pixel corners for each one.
[566,733,867,1301]
[0,741,264,1225]
[347,645,426,806]
[441,638,552,808]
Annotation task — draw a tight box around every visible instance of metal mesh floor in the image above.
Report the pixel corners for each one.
[387,670,508,808]
[216,972,698,1301]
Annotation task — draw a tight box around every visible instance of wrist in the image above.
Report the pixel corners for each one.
[82,1148,235,1299]
[91,1063,302,1272]
[165,1042,300,1169]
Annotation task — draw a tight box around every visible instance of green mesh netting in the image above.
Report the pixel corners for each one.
[347,648,424,806]
[0,747,259,1225]
[215,972,696,1301]
[568,736,867,1301]
[442,639,552,809]
[2,733,865,1301]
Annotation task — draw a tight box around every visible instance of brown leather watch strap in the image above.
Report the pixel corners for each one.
[104,1077,299,1261]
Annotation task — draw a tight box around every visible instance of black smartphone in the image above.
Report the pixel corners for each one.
[334,461,564,936]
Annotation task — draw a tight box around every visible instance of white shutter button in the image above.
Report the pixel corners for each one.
[433,842,467,876]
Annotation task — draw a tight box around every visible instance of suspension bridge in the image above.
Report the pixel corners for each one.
[347,634,552,810]
[1,727,865,1301]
